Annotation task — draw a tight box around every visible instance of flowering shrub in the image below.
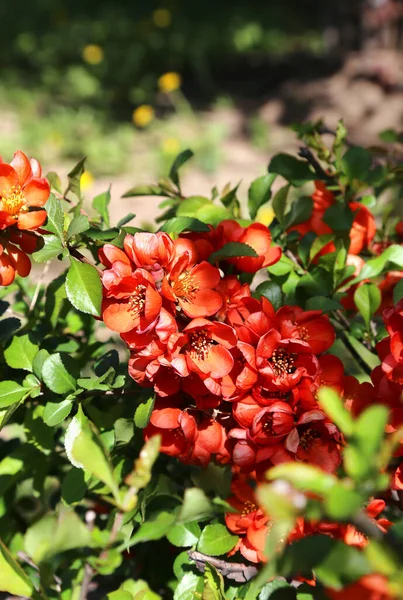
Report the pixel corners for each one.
[2,122,403,599]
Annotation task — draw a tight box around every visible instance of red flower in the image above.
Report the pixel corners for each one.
[285,410,341,473]
[0,150,50,231]
[102,266,162,334]
[249,402,295,445]
[343,499,392,549]
[349,202,376,255]
[326,574,394,600]
[216,275,261,325]
[256,329,319,392]
[221,342,258,400]
[144,405,197,460]
[229,222,282,273]
[162,254,222,318]
[275,306,335,354]
[123,232,175,277]
[225,479,270,563]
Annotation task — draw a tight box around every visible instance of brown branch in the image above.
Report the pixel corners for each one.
[298,147,331,181]
[188,550,258,583]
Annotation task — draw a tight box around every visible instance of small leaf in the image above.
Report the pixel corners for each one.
[305,297,342,312]
[43,399,73,426]
[209,242,258,263]
[350,245,403,284]
[344,334,380,370]
[4,334,38,371]
[134,396,155,429]
[177,488,214,523]
[32,349,50,379]
[354,283,381,328]
[272,184,290,228]
[197,524,238,556]
[174,573,204,600]
[354,405,389,458]
[117,212,136,227]
[122,184,167,198]
[268,154,315,186]
[203,563,226,600]
[42,353,77,394]
[67,215,90,239]
[46,171,62,193]
[65,258,102,316]
[167,522,201,547]
[309,234,335,262]
[67,157,86,199]
[32,234,64,262]
[44,193,65,240]
[0,381,28,409]
[248,174,276,220]
[0,539,34,597]
[169,149,194,189]
[93,188,111,227]
[221,182,240,210]
[128,512,176,547]
[317,387,354,437]
[394,279,403,304]
[160,217,210,233]
[255,281,282,311]
[285,197,313,229]
[341,147,372,181]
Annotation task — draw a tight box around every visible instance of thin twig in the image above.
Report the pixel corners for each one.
[29,261,51,312]
[188,550,258,583]
[298,147,331,181]
[69,247,103,275]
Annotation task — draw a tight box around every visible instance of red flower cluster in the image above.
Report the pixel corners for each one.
[99,227,346,476]
[0,151,50,285]
[291,181,376,257]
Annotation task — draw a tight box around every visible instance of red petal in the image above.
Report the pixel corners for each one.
[17,210,47,230]
[103,301,138,332]
[23,178,50,207]
[180,289,222,318]
[0,253,16,285]
[191,261,221,289]
[99,244,131,267]
[10,151,32,185]
[7,244,31,277]
[0,164,18,193]
[150,407,181,429]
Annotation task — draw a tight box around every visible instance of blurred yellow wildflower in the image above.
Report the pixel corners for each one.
[256,205,275,227]
[153,9,171,28]
[80,171,94,191]
[82,44,104,65]
[132,105,154,128]
[158,72,181,93]
[162,138,181,155]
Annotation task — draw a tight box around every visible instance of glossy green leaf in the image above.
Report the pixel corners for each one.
[160,217,210,233]
[272,184,290,228]
[173,573,204,600]
[44,193,64,240]
[0,381,28,408]
[248,174,276,219]
[67,214,90,239]
[285,197,313,229]
[341,147,372,181]
[128,512,176,547]
[65,258,102,316]
[344,334,380,370]
[268,154,315,186]
[209,242,258,263]
[255,281,283,311]
[43,399,73,426]
[197,524,238,556]
[134,395,155,429]
[169,148,194,188]
[32,234,64,262]
[42,353,77,394]
[177,488,214,523]
[4,334,38,371]
[0,539,34,597]
[305,297,342,312]
[167,521,201,547]
[93,188,111,227]
[354,283,381,327]
[202,563,226,600]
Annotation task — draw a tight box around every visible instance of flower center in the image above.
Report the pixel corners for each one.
[189,329,212,360]
[128,284,147,314]
[241,500,257,516]
[299,427,321,450]
[298,326,310,341]
[0,186,27,217]
[173,270,199,302]
[270,348,296,376]
[262,414,274,434]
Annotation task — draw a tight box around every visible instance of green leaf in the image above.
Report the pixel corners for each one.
[169,149,194,189]
[42,353,77,394]
[209,242,258,263]
[268,463,336,496]
[128,512,176,547]
[160,217,210,233]
[64,405,119,501]
[305,297,342,312]
[203,563,226,600]
[354,405,389,458]
[267,254,295,276]
[4,334,38,371]
[323,204,354,232]
[341,147,372,181]
[67,215,90,239]
[122,184,167,198]
[347,245,403,286]
[65,258,102,316]
[324,484,364,520]
[177,488,214,523]
[248,174,276,219]
[176,196,210,216]
[0,381,29,408]
[0,317,20,342]
[32,234,64,262]
[268,154,315,186]
[354,283,381,328]
[255,281,282,311]
[0,539,34,597]
[221,182,240,210]
[167,522,201,547]
[317,387,354,437]
[259,580,295,600]
[174,573,204,600]
[309,235,335,262]
[191,463,232,497]
[393,279,403,304]
[46,170,62,193]
[197,524,238,556]
[285,197,313,229]
[61,467,87,505]
[272,184,290,228]
[194,203,230,226]
[43,399,73,426]
[345,333,380,370]
[134,396,155,429]
[93,188,111,227]
[67,157,86,199]
[117,212,136,227]
[44,193,65,240]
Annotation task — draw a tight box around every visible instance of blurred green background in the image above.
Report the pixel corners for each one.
[1,0,402,183]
